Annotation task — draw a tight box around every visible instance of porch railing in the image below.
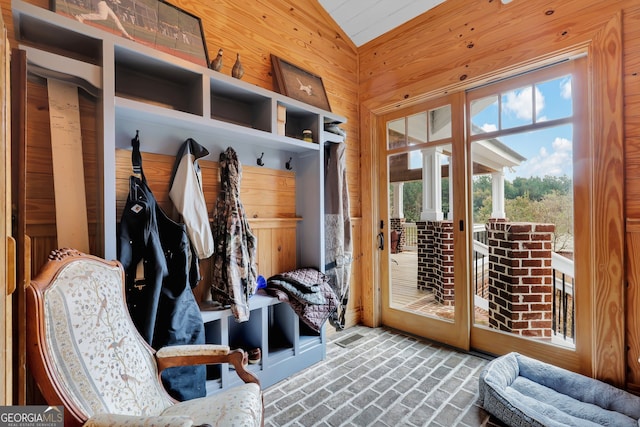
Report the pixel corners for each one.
[401,221,574,345]
[402,222,418,251]
[551,252,574,346]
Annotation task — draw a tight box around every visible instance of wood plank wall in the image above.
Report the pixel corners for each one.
[357,0,640,390]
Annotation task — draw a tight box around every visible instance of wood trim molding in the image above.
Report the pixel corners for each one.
[589,11,625,386]
[359,106,378,327]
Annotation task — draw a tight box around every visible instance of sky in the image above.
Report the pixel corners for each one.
[471,74,574,181]
[405,73,575,182]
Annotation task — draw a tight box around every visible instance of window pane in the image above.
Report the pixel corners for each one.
[388,149,455,322]
[428,105,452,141]
[471,124,575,348]
[535,76,573,122]
[387,118,406,149]
[407,112,427,145]
[501,85,534,129]
[470,95,498,135]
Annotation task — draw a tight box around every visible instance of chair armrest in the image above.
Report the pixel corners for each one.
[155,344,259,386]
[84,413,193,427]
[156,344,230,358]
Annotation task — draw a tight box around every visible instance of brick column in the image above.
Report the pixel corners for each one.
[417,221,429,292]
[390,217,406,253]
[487,220,555,338]
[417,220,454,305]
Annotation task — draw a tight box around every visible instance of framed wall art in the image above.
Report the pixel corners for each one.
[51,0,209,67]
[271,54,331,112]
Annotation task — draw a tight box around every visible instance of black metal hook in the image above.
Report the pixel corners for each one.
[131,130,140,147]
[131,130,142,176]
[285,157,293,170]
[257,152,265,166]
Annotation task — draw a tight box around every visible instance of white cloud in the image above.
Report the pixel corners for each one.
[482,123,497,132]
[503,86,544,121]
[552,136,572,152]
[515,137,572,178]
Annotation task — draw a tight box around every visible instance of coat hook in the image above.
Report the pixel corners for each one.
[257,152,265,166]
[285,157,293,170]
[131,129,140,146]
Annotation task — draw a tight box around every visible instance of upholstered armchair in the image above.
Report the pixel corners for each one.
[26,248,263,427]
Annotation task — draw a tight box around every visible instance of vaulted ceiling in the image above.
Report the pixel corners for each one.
[317,0,446,47]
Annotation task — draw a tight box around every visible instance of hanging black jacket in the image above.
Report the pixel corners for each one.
[118,137,206,401]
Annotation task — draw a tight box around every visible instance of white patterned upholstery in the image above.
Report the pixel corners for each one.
[43,260,171,417]
[162,383,262,426]
[28,249,263,427]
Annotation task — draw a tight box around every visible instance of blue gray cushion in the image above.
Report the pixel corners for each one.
[479,352,640,427]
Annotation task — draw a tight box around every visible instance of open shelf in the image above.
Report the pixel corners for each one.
[210,78,271,131]
[114,96,322,155]
[115,45,203,115]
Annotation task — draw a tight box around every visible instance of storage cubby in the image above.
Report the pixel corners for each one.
[268,302,296,359]
[211,79,271,131]
[299,321,323,352]
[14,11,102,65]
[203,320,223,389]
[228,310,263,352]
[115,46,203,115]
[13,0,342,396]
[278,101,321,143]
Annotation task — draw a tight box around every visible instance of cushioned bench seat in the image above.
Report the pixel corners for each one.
[479,352,640,427]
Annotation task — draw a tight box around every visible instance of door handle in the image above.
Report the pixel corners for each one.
[6,236,15,295]
[377,232,384,250]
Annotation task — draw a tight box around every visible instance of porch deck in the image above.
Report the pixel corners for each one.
[390,250,489,325]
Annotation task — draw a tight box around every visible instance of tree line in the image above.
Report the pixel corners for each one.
[393,174,573,252]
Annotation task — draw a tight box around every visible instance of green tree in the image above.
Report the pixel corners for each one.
[504,190,573,252]
[472,175,492,221]
[475,174,574,251]
[402,181,422,222]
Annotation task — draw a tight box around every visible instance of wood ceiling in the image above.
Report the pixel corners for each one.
[317,0,446,47]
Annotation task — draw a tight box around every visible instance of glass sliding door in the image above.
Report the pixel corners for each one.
[379,94,469,350]
[376,58,591,370]
[467,58,591,368]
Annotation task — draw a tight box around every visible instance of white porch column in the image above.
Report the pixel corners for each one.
[491,170,506,219]
[392,182,404,218]
[420,147,444,221]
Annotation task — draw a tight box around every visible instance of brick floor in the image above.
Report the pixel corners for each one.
[263,325,507,427]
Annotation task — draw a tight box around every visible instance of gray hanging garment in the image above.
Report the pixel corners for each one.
[324,141,353,330]
[210,147,258,322]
